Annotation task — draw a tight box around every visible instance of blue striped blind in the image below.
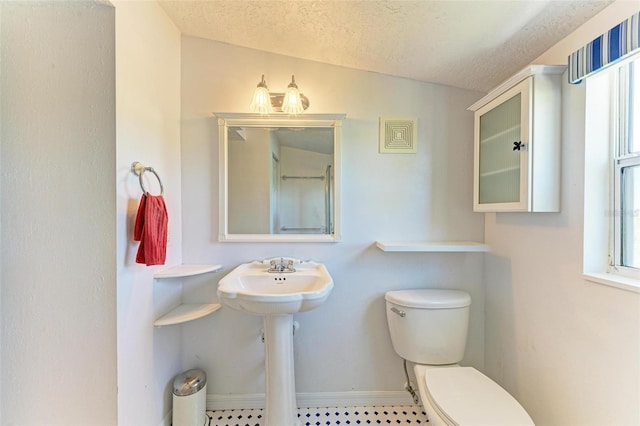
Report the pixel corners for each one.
[568,11,640,84]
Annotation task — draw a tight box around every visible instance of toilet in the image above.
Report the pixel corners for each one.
[385,289,535,426]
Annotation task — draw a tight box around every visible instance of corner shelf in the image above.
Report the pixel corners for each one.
[154,264,222,279]
[376,241,490,252]
[154,303,222,327]
[153,263,223,327]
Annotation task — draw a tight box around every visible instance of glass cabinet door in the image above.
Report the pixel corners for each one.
[474,78,531,211]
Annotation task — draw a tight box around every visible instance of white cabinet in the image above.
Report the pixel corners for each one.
[469,65,564,212]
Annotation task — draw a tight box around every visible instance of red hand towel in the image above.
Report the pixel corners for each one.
[133,194,168,266]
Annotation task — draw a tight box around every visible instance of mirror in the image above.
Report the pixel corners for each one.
[216,113,345,242]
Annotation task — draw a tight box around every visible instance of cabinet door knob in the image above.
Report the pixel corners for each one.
[513,141,525,151]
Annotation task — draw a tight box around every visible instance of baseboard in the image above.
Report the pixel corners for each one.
[206,391,414,410]
[297,391,414,407]
[207,393,265,410]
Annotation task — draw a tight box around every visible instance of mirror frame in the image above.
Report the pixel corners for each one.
[216,113,345,242]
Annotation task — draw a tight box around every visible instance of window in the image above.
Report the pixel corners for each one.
[576,12,640,291]
[612,57,640,276]
[583,53,640,292]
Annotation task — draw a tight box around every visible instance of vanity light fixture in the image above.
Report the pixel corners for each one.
[249,74,309,114]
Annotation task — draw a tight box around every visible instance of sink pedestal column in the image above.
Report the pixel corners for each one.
[263,315,300,426]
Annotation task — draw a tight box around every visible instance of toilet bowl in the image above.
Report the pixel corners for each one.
[385,289,534,426]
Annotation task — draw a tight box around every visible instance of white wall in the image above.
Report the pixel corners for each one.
[0,2,117,424]
[180,36,486,399]
[485,2,640,425]
[113,1,182,424]
[228,128,272,234]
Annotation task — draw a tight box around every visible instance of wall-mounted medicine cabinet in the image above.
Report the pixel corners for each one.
[469,65,565,212]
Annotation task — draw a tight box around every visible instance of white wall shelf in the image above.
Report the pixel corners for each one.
[376,241,490,252]
[153,263,223,326]
[154,303,221,327]
[153,264,222,279]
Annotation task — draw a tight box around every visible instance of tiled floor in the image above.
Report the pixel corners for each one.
[205,406,429,426]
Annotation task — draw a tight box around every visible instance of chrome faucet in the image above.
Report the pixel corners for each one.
[268,257,296,273]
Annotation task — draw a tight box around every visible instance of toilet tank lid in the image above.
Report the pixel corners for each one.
[385,289,470,309]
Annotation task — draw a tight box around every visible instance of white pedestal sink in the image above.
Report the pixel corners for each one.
[217,258,334,426]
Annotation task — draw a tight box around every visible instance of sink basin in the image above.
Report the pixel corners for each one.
[217,260,334,315]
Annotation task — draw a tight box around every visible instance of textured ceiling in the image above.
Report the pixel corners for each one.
[158,0,613,92]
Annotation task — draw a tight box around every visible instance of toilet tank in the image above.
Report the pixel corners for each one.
[385,289,471,365]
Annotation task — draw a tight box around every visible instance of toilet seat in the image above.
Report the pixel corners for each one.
[417,366,535,426]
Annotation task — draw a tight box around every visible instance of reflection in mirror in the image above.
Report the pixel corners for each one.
[217,114,345,242]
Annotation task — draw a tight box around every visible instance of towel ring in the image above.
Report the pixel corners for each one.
[131,161,164,196]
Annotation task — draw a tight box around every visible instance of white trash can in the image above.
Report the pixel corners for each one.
[172,369,207,426]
